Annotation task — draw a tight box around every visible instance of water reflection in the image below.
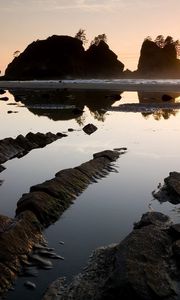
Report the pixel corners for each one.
[10,90,122,123]
[138,91,180,120]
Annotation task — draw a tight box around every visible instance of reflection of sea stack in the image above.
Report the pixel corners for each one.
[5,35,124,80]
[137,36,180,78]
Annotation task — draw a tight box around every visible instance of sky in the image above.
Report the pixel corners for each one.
[0,0,180,74]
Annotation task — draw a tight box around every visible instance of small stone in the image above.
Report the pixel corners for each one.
[68,128,74,132]
[162,94,173,101]
[59,241,64,245]
[24,281,36,289]
[83,123,97,135]
[0,96,8,101]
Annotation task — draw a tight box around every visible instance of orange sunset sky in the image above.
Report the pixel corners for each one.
[0,0,180,75]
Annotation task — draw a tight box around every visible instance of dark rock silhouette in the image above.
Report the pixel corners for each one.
[5,35,85,79]
[137,37,180,78]
[0,89,5,94]
[85,40,124,77]
[162,94,173,101]
[83,123,97,135]
[4,35,124,80]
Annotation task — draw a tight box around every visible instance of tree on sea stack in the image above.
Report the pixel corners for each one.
[91,34,107,46]
[75,29,88,45]
[13,50,20,58]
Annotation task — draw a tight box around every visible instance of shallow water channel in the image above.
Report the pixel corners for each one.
[1,88,180,299]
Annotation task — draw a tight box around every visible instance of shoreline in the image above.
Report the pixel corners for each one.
[1,79,180,92]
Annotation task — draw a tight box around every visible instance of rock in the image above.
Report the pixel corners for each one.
[0,211,42,295]
[4,35,124,80]
[83,123,97,135]
[105,94,121,101]
[137,37,180,78]
[44,212,179,300]
[162,94,173,101]
[29,254,53,269]
[68,128,74,132]
[169,224,180,239]
[93,150,120,161]
[0,97,8,101]
[21,266,38,277]
[7,110,13,114]
[0,165,6,173]
[153,172,180,204]
[172,240,180,256]
[72,108,84,115]
[16,150,123,227]
[134,211,171,229]
[24,281,36,289]
[85,40,124,78]
[0,132,66,165]
[0,89,5,95]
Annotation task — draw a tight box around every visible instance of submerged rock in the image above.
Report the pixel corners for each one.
[43,212,180,300]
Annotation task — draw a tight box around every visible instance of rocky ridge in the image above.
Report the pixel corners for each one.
[0,149,124,296]
[43,211,180,300]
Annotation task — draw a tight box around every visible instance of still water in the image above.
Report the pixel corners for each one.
[1,87,180,299]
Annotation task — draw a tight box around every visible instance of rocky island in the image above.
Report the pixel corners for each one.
[4,35,124,80]
[2,34,180,80]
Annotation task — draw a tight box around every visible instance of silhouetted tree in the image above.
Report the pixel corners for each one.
[154,35,165,48]
[144,36,152,41]
[91,34,107,46]
[13,50,20,58]
[164,36,174,45]
[75,29,88,45]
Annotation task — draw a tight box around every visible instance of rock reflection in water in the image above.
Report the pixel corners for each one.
[10,90,122,124]
[138,91,180,120]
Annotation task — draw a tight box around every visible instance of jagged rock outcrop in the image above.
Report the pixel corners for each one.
[137,38,180,77]
[43,211,180,300]
[16,150,123,227]
[85,40,124,77]
[0,212,43,295]
[0,131,67,166]
[5,35,85,80]
[4,35,124,80]
[153,171,180,204]
[0,149,124,296]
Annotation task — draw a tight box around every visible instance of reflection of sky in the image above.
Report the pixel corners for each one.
[3,88,180,300]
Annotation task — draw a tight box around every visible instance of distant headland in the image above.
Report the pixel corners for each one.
[2,32,180,80]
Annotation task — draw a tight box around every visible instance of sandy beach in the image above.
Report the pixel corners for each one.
[1,79,180,92]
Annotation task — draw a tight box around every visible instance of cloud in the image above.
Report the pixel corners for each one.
[0,0,176,13]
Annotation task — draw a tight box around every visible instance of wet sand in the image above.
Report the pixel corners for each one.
[0,79,180,92]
